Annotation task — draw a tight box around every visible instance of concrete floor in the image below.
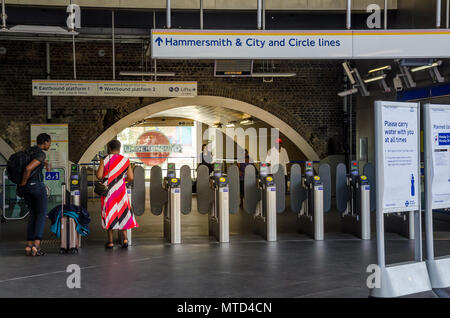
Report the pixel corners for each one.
[1,195,450,298]
[0,232,449,298]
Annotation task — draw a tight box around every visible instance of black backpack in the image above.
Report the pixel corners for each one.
[6,148,36,185]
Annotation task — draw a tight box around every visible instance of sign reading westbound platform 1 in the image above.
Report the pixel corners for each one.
[32,80,197,97]
[151,29,450,59]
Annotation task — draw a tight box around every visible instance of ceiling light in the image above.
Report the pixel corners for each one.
[0,25,78,36]
[240,118,254,125]
[364,74,387,83]
[251,72,296,78]
[226,121,236,128]
[119,71,176,77]
[411,61,442,73]
[338,88,358,97]
[368,65,392,74]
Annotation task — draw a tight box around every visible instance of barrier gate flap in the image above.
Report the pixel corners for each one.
[363,162,376,212]
[273,164,286,213]
[290,164,303,213]
[244,164,260,214]
[196,164,214,214]
[150,166,167,215]
[131,165,146,216]
[319,163,332,213]
[227,164,240,214]
[80,166,88,210]
[335,163,349,213]
[180,165,192,215]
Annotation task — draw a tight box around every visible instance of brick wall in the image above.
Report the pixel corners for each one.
[0,40,346,161]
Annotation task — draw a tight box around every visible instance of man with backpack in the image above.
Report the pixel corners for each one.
[9,133,51,256]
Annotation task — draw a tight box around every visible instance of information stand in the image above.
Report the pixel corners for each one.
[370,101,432,298]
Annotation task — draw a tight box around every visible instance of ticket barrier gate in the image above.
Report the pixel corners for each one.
[336,161,371,240]
[197,163,239,243]
[150,163,191,244]
[244,163,278,241]
[290,162,330,240]
[363,162,414,240]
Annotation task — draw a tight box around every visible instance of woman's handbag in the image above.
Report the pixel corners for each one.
[94,155,111,197]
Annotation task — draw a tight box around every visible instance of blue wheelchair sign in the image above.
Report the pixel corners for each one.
[45,171,60,181]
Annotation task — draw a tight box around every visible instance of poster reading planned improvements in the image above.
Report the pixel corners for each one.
[376,101,420,213]
[425,104,450,209]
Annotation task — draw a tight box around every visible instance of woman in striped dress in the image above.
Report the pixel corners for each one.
[96,140,138,248]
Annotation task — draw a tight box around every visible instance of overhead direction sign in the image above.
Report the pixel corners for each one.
[32,80,197,97]
[151,29,450,59]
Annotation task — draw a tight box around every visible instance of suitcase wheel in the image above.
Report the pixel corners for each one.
[60,248,67,254]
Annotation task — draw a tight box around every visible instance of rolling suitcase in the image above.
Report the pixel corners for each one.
[60,183,81,254]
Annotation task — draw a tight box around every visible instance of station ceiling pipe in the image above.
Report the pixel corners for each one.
[257,0,262,30]
[437,0,442,28]
[1,0,6,29]
[166,0,171,29]
[200,0,203,29]
[346,0,351,29]
[46,42,51,121]
[112,10,115,80]
[384,0,388,29]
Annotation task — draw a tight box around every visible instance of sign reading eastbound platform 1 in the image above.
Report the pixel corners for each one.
[32,80,197,97]
[425,104,450,209]
[375,101,420,213]
[151,29,450,59]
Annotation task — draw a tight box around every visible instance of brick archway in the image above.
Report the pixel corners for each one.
[79,95,320,163]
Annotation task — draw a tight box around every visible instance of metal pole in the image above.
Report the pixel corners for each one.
[112,10,115,80]
[447,0,449,28]
[262,0,266,30]
[72,35,77,80]
[374,101,385,267]
[384,0,388,29]
[437,0,442,28]
[346,0,352,29]
[424,104,434,261]
[257,0,262,30]
[200,0,203,29]
[166,0,171,29]
[154,58,157,81]
[1,0,6,29]
[46,42,51,121]
[414,103,423,262]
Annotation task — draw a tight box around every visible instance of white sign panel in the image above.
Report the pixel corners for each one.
[152,29,353,59]
[32,80,197,97]
[152,29,450,59]
[425,104,450,209]
[32,80,97,96]
[30,124,69,172]
[97,81,196,97]
[376,101,420,213]
[353,30,450,59]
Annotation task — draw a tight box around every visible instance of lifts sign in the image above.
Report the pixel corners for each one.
[123,131,182,166]
[151,29,450,59]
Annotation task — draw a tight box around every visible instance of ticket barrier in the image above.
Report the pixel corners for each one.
[336,161,371,239]
[244,163,277,241]
[290,162,331,240]
[197,163,239,243]
[150,163,191,244]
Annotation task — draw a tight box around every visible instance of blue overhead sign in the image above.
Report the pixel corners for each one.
[151,29,450,59]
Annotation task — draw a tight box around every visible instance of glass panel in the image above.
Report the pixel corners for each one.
[2,168,29,220]
[44,168,66,213]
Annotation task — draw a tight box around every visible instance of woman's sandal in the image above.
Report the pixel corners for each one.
[121,239,129,249]
[25,245,33,256]
[105,242,114,249]
[31,245,45,257]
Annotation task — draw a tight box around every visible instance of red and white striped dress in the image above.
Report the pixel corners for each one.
[101,154,138,230]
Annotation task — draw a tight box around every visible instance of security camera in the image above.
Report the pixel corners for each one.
[393,76,403,92]
[338,87,358,97]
